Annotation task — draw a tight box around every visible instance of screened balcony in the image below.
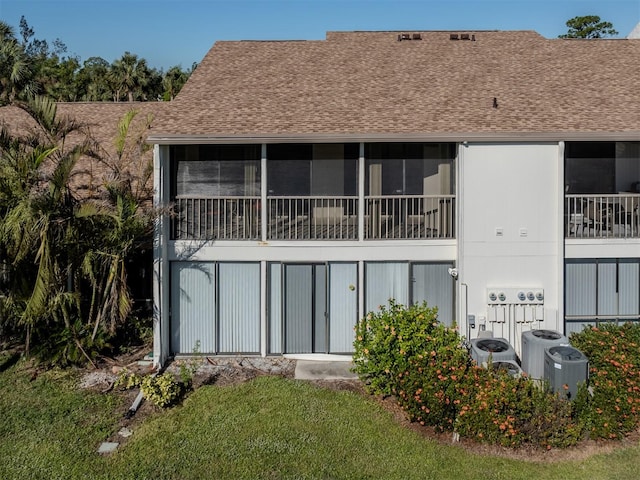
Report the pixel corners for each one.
[169,142,456,241]
[565,142,640,239]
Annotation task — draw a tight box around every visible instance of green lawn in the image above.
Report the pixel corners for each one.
[1,361,639,480]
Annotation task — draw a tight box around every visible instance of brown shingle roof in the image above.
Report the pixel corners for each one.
[150,30,640,139]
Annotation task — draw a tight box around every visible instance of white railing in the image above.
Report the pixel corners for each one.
[365,195,455,239]
[565,194,640,239]
[172,196,261,240]
[267,196,358,240]
[171,195,456,241]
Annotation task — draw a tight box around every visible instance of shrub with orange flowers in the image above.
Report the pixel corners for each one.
[354,301,588,448]
[570,323,640,439]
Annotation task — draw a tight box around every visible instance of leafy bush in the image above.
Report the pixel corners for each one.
[354,301,587,448]
[570,323,640,439]
[353,300,446,396]
[116,370,187,408]
[452,366,584,447]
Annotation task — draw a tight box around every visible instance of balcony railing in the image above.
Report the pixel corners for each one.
[172,196,261,240]
[266,196,358,240]
[171,195,456,241]
[565,194,640,239]
[365,195,455,239]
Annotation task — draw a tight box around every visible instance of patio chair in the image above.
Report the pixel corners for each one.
[586,201,612,235]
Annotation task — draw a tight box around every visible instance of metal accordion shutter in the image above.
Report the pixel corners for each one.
[170,261,216,354]
[218,262,260,354]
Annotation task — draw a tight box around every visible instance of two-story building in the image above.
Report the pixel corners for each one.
[148,30,640,366]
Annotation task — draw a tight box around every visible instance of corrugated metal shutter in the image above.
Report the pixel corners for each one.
[170,262,215,354]
[565,260,596,316]
[314,265,327,353]
[597,259,617,316]
[285,264,313,353]
[218,263,260,353]
[365,262,409,314]
[565,321,595,336]
[411,263,455,327]
[329,263,358,353]
[268,263,283,354]
[619,259,639,316]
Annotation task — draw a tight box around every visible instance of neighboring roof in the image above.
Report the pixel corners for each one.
[150,30,640,142]
[0,102,165,198]
[629,22,640,39]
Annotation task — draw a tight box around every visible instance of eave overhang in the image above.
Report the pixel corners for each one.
[147,131,640,145]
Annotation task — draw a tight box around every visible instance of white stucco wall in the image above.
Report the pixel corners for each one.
[458,142,563,354]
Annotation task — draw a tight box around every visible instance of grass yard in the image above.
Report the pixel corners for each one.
[1,360,640,480]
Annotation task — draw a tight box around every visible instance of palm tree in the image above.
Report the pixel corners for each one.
[162,65,189,101]
[81,109,153,340]
[0,96,88,358]
[109,52,150,102]
[0,21,34,104]
[0,97,153,365]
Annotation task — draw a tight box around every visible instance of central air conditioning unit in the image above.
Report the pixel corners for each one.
[543,345,589,400]
[469,337,517,365]
[521,329,568,380]
[489,360,524,378]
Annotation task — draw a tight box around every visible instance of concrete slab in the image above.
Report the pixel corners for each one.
[294,360,358,380]
[97,442,119,454]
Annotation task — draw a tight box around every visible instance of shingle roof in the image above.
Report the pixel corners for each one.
[150,30,640,140]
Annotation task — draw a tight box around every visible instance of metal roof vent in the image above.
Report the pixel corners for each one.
[450,33,476,41]
[397,32,422,41]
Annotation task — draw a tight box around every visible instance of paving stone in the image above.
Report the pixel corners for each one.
[98,442,119,454]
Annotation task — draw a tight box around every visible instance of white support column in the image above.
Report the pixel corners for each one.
[153,144,170,367]
[557,141,566,333]
[261,144,267,242]
[358,142,365,242]
[456,142,466,333]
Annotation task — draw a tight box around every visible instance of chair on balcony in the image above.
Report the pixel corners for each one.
[586,201,612,235]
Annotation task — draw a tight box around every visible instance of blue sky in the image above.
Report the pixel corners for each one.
[2,0,639,70]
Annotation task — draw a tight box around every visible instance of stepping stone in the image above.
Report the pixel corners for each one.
[98,442,119,454]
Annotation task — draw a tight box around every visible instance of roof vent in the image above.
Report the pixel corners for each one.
[450,33,476,41]
[398,32,422,41]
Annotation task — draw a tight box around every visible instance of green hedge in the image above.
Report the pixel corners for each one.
[353,301,587,448]
[570,323,640,439]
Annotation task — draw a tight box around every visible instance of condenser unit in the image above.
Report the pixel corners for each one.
[488,360,524,378]
[521,329,568,380]
[543,345,588,400]
[469,337,517,365]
